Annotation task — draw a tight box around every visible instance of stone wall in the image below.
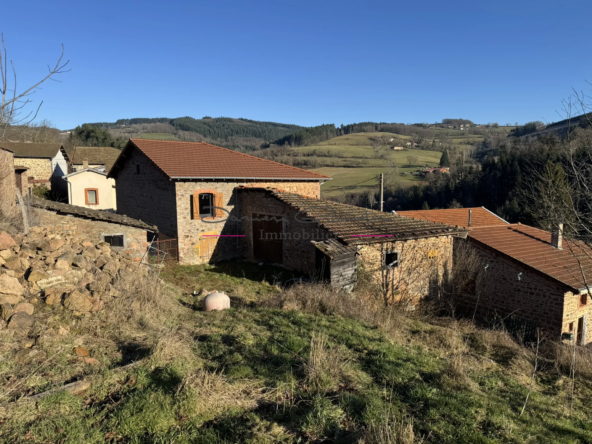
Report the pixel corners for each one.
[15,158,52,183]
[176,182,321,265]
[562,291,592,344]
[0,150,15,217]
[465,239,568,339]
[114,147,178,238]
[357,236,453,304]
[33,208,149,263]
[236,188,332,274]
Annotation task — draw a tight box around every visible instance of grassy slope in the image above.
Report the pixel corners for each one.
[290,133,440,197]
[4,263,592,443]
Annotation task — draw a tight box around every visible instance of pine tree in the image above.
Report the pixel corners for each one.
[421,201,430,210]
[439,150,450,167]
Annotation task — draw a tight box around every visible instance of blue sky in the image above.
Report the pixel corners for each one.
[2,0,591,130]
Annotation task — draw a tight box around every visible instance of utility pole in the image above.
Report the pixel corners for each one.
[379,173,384,212]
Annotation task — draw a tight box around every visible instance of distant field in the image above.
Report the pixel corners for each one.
[284,132,444,197]
[135,133,177,140]
[314,166,426,197]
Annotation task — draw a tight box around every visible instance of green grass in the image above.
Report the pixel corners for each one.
[3,264,592,443]
[314,167,426,197]
[135,132,177,140]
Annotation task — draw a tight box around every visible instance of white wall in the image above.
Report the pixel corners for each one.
[51,151,68,177]
[66,171,117,211]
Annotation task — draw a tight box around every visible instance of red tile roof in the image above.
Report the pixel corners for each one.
[397,207,508,229]
[108,139,330,181]
[468,224,592,292]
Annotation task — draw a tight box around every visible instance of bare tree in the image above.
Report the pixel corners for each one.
[0,34,69,140]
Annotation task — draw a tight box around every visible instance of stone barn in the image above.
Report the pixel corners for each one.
[398,207,592,344]
[0,142,70,195]
[237,188,466,304]
[108,139,329,265]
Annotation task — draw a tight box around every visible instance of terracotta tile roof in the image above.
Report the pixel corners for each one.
[29,197,157,231]
[397,207,508,229]
[468,224,592,292]
[71,146,121,171]
[0,142,66,160]
[108,139,330,181]
[240,188,466,245]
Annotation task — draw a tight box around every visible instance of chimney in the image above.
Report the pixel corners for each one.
[468,209,472,228]
[82,160,89,170]
[551,223,563,250]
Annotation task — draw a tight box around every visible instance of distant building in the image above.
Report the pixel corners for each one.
[62,168,117,212]
[0,142,69,194]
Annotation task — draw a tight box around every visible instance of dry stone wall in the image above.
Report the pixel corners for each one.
[33,208,149,263]
[15,158,52,183]
[0,229,147,346]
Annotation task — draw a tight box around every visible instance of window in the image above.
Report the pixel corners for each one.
[569,322,574,332]
[580,294,588,307]
[384,251,399,268]
[85,188,99,205]
[192,190,223,219]
[136,165,141,175]
[199,193,214,217]
[103,235,124,247]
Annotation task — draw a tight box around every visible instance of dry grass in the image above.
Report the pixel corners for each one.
[304,332,351,393]
[177,369,265,422]
[363,411,417,444]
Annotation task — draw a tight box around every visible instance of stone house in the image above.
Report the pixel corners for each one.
[28,197,156,263]
[0,147,16,217]
[62,168,117,211]
[398,207,592,344]
[14,166,30,197]
[108,139,330,265]
[0,142,69,194]
[237,188,466,303]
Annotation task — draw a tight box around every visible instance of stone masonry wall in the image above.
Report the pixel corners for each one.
[33,208,149,263]
[114,147,177,238]
[176,182,321,265]
[15,158,52,182]
[357,236,453,304]
[0,150,15,217]
[237,188,332,274]
[562,291,592,344]
[465,239,567,338]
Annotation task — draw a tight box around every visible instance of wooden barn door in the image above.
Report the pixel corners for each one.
[252,214,283,264]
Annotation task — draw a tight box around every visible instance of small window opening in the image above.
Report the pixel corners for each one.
[136,164,140,175]
[85,189,98,205]
[199,193,214,217]
[569,322,574,332]
[581,294,588,306]
[384,251,399,268]
[103,235,124,247]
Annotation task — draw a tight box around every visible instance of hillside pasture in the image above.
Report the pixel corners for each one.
[134,132,178,140]
[314,167,426,197]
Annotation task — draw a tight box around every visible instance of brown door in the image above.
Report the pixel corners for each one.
[252,214,283,264]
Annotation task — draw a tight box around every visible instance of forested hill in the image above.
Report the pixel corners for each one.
[82,117,304,152]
